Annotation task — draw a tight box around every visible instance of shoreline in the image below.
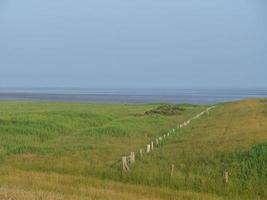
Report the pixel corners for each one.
[1,89,267,105]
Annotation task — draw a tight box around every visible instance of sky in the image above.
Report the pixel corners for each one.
[0,0,267,89]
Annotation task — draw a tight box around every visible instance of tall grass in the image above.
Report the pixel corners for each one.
[0,99,266,199]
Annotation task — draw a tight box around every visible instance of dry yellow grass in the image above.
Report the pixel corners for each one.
[0,170,222,200]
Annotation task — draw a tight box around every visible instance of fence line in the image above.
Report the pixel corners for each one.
[121,106,216,171]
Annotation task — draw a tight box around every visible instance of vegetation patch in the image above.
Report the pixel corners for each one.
[214,142,267,197]
[145,104,185,116]
[82,125,128,137]
[4,144,53,156]
[0,148,6,164]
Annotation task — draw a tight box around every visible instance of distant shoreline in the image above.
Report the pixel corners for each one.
[0,89,267,104]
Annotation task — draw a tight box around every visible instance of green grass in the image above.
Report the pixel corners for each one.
[0,99,266,199]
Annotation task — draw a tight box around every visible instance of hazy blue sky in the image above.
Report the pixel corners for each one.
[0,0,267,89]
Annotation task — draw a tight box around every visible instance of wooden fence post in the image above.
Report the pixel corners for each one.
[151,141,154,151]
[139,149,143,158]
[130,152,135,164]
[122,156,129,171]
[170,164,175,178]
[146,144,151,153]
[156,138,159,146]
[223,171,229,185]
[159,137,162,144]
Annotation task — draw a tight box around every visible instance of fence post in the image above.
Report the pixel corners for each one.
[159,137,162,144]
[122,156,129,171]
[130,152,135,164]
[151,141,154,151]
[156,138,159,146]
[139,149,143,158]
[170,164,175,178]
[146,144,151,153]
[223,171,229,185]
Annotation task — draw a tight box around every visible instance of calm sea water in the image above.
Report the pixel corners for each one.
[0,89,267,105]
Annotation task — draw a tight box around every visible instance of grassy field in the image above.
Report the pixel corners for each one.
[0,99,266,199]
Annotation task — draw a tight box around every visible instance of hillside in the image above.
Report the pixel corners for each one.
[0,99,266,199]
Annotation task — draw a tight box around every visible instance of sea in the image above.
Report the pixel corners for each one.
[0,88,267,105]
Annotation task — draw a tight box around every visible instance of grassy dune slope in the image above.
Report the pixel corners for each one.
[126,99,267,199]
[0,99,266,199]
